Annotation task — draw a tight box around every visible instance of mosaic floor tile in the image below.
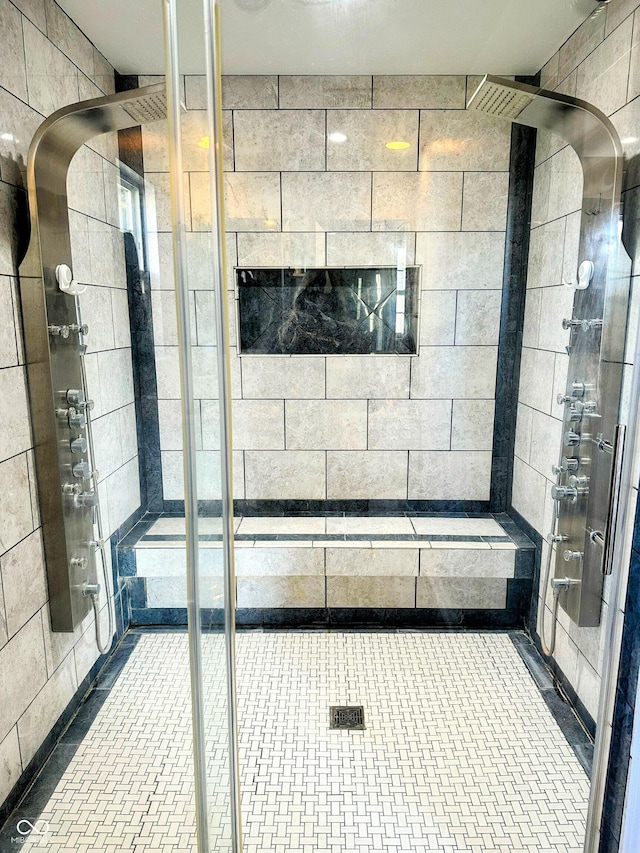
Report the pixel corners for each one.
[16,631,588,852]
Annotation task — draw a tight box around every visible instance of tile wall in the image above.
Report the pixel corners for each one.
[514,1,640,726]
[141,74,513,503]
[0,0,140,816]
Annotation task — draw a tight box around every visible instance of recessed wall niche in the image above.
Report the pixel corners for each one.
[236,266,420,355]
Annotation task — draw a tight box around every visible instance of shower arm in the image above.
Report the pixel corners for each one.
[467,74,622,206]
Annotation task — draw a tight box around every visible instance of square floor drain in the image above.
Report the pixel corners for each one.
[330,706,365,730]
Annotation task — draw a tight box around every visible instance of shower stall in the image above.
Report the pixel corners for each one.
[2,0,640,851]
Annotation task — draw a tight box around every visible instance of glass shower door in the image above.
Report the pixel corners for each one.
[163,0,240,850]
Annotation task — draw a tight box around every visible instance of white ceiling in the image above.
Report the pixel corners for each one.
[58,0,595,77]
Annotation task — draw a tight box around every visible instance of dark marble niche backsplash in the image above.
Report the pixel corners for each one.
[237,266,420,355]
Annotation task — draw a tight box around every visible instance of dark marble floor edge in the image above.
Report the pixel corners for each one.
[509,632,594,777]
[0,633,140,841]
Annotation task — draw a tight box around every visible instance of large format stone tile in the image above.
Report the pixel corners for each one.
[0,279,18,368]
[368,399,451,450]
[285,400,367,450]
[282,172,371,232]
[371,172,462,232]
[141,111,233,173]
[237,577,325,608]
[0,0,28,102]
[325,517,415,535]
[417,577,507,608]
[419,290,457,346]
[527,219,566,287]
[244,450,326,500]
[241,356,325,398]
[44,0,94,76]
[410,346,497,399]
[237,232,325,267]
[234,110,325,171]
[451,400,495,451]
[222,75,278,109]
[408,451,491,500]
[327,110,419,171]
[518,347,556,414]
[326,451,408,500]
[327,576,415,607]
[419,110,511,172]
[235,547,324,576]
[416,232,505,290]
[0,454,33,554]
[0,613,47,742]
[0,726,21,807]
[373,75,466,109]
[279,75,372,109]
[411,517,504,536]
[0,367,31,464]
[0,531,47,640]
[419,548,514,578]
[326,233,416,266]
[326,355,410,399]
[462,172,509,231]
[454,290,502,346]
[17,648,77,767]
[511,456,547,533]
[223,172,281,232]
[231,400,285,450]
[326,547,418,576]
[237,517,326,536]
[529,409,563,484]
[576,15,632,116]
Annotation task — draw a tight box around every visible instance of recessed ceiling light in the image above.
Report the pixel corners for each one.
[197,137,210,149]
[622,137,638,145]
[385,141,411,150]
[328,132,347,143]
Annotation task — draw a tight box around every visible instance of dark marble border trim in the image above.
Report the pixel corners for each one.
[116,72,164,515]
[162,499,494,516]
[0,633,140,836]
[131,606,528,630]
[490,73,539,512]
[510,632,594,775]
[509,507,597,740]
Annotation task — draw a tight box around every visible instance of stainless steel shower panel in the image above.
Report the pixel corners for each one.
[19,85,166,631]
[469,75,630,626]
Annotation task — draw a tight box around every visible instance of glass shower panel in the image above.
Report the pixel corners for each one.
[164,0,239,850]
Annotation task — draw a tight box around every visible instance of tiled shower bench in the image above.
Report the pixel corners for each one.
[118,514,536,628]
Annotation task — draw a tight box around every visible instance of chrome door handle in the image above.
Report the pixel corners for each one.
[602,423,626,576]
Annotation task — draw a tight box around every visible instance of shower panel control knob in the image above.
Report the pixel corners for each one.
[552,485,578,501]
[72,461,91,480]
[48,324,70,338]
[562,456,579,472]
[62,483,81,496]
[66,389,84,406]
[69,556,88,572]
[569,475,589,495]
[67,409,86,430]
[568,405,583,422]
[572,381,586,398]
[70,436,87,454]
[564,430,581,447]
[76,399,94,412]
[563,550,584,562]
[75,491,98,508]
[557,394,578,405]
